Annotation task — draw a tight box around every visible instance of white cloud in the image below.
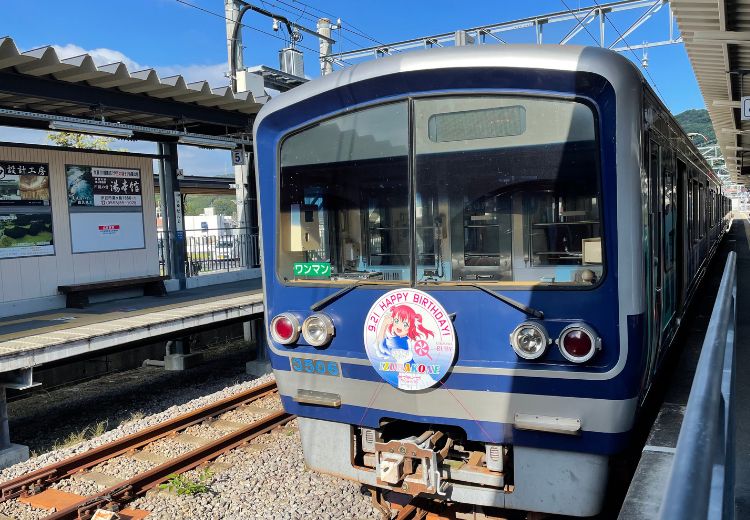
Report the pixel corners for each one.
[50,44,228,86]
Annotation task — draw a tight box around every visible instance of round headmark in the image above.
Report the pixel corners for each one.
[363,288,456,391]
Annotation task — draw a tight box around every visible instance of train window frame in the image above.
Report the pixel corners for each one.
[274,92,608,291]
[412,94,607,289]
[275,100,411,287]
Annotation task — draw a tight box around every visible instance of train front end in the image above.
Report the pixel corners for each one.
[254,45,645,517]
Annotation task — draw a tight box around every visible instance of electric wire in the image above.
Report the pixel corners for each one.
[174,0,353,64]
[281,0,386,46]
[260,0,379,50]
[559,0,601,47]
[588,0,667,98]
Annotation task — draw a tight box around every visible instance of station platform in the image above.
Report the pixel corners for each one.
[0,279,263,375]
[619,219,750,518]
[0,278,265,468]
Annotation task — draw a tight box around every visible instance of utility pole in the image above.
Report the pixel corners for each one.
[225,0,244,91]
[318,18,333,76]
[224,0,252,237]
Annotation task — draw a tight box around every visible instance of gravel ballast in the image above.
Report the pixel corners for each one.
[0,358,382,519]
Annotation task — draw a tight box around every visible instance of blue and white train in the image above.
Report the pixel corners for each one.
[253,45,730,516]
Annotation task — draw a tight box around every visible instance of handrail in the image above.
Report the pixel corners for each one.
[659,251,737,520]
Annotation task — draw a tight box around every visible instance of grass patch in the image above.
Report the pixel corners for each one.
[159,468,213,496]
[121,410,145,425]
[52,420,108,450]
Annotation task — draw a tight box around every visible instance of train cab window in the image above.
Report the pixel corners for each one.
[278,102,409,283]
[413,96,602,285]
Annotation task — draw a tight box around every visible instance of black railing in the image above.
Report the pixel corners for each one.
[659,252,736,520]
[158,227,260,277]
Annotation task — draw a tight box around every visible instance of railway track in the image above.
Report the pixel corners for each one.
[0,380,294,520]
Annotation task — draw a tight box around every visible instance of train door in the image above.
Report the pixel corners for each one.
[675,159,687,310]
[660,148,676,334]
[645,137,663,379]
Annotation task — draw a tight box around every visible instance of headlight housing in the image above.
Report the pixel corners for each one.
[302,313,335,347]
[509,322,551,360]
[270,313,300,345]
[557,323,601,363]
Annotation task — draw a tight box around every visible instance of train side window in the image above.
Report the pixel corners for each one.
[686,179,695,243]
[699,183,706,238]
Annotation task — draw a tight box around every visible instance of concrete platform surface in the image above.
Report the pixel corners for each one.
[0,279,263,373]
[619,220,750,518]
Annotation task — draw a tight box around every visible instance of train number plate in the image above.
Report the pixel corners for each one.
[290,357,340,377]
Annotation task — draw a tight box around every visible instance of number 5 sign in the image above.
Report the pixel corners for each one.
[231,149,245,166]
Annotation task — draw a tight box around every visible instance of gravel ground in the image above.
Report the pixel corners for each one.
[131,419,381,520]
[0,498,47,520]
[0,344,382,520]
[7,339,256,455]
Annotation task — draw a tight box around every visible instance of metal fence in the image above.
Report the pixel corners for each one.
[659,251,737,520]
[158,227,260,277]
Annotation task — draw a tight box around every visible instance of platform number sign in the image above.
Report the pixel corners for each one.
[743,97,750,121]
[231,149,245,166]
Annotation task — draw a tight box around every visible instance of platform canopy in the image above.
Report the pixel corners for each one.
[672,0,750,186]
[0,36,265,145]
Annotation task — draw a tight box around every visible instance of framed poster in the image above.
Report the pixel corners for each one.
[0,161,54,258]
[66,165,142,207]
[0,211,54,258]
[66,164,145,253]
[69,211,145,253]
[0,161,51,206]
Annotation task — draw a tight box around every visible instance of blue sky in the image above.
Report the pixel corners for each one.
[0,0,703,174]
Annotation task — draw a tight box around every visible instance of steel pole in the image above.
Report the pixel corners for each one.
[318,18,333,75]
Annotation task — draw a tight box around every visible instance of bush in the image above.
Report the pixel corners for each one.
[28,221,44,235]
[3,226,27,239]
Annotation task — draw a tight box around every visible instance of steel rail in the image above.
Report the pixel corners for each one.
[44,409,294,520]
[0,380,278,501]
[658,251,737,520]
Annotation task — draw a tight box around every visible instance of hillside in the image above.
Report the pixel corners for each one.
[675,108,715,142]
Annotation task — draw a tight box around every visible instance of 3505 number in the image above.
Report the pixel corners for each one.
[290,357,340,377]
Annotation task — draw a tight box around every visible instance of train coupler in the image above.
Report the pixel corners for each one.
[375,430,453,496]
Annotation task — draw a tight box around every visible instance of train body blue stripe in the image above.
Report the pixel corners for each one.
[280,396,631,455]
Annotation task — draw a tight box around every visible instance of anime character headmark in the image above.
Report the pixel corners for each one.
[375,304,434,363]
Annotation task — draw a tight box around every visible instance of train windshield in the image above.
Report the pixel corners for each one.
[278,96,603,287]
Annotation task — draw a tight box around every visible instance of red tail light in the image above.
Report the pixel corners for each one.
[270,313,300,345]
[557,324,600,363]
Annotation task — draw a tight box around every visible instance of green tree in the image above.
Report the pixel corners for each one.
[674,109,716,142]
[47,131,115,150]
[184,195,237,218]
[212,197,236,217]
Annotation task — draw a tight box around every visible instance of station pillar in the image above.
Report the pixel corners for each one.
[158,142,186,289]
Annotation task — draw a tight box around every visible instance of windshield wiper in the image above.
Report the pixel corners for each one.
[310,280,383,311]
[420,281,544,319]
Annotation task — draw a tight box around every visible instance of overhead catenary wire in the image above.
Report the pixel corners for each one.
[559,0,602,47]
[588,0,667,99]
[173,0,353,64]
[260,0,380,50]
[280,0,386,46]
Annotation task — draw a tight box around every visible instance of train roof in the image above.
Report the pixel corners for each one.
[253,44,642,130]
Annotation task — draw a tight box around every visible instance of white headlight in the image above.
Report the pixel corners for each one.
[302,313,335,347]
[510,322,550,360]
